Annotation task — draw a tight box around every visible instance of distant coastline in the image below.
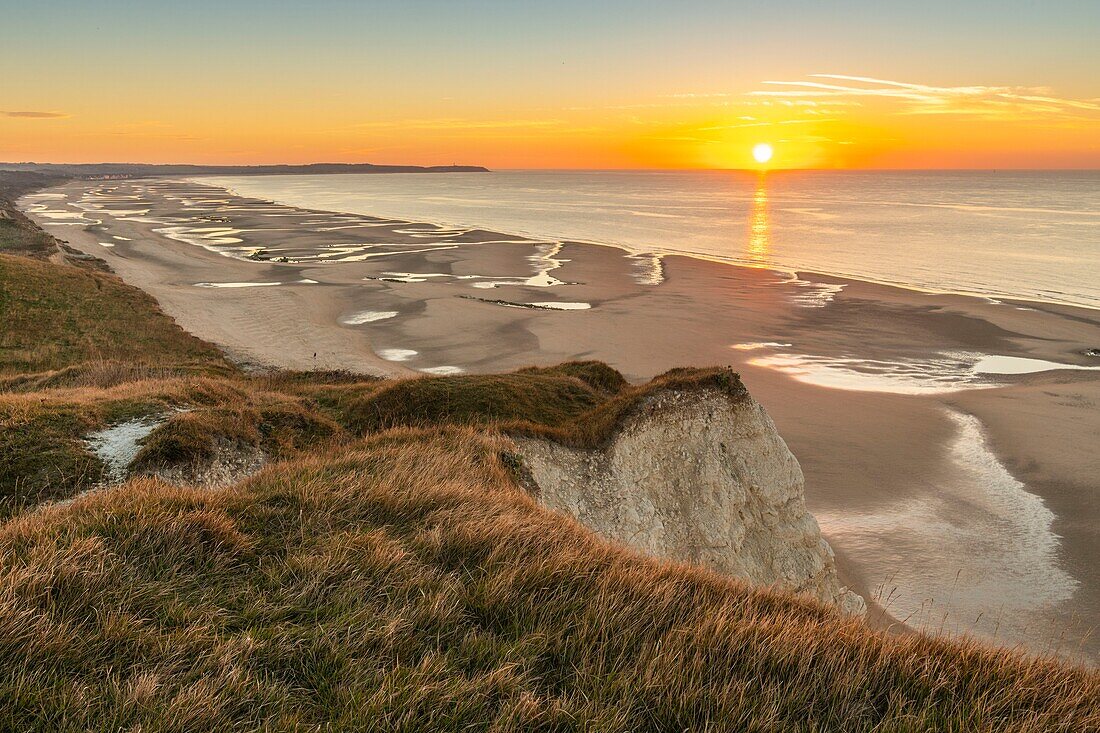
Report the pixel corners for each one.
[0,162,490,178]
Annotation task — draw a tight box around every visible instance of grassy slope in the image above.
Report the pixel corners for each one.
[6,429,1097,732]
[0,254,228,376]
[0,177,234,513]
[0,171,67,259]
[0,173,1096,730]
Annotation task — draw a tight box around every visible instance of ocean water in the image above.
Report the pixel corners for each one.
[202,170,1100,309]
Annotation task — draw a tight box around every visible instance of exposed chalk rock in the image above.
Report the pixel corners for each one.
[512,378,865,614]
[142,439,266,489]
[85,414,171,484]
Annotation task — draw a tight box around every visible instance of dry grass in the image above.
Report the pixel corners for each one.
[131,397,342,472]
[0,255,227,377]
[514,360,629,394]
[503,366,748,449]
[0,359,223,393]
[300,363,747,450]
[0,376,341,517]
[0,361,629,516]
[0,429,1095,731]
[0,179,1097,730]
[0,171,67,260]
[0,216,58,260]
[314,368,607,434]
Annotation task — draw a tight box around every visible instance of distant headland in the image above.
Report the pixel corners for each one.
[0,162,490,178]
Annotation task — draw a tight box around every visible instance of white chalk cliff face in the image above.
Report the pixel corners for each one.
[512,382,866,615]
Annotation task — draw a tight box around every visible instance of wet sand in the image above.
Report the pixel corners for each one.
[23,178,1100,664]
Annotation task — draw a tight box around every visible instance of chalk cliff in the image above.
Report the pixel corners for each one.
[512,376,865,614]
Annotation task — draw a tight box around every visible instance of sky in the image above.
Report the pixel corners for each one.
[2,0,1098,169]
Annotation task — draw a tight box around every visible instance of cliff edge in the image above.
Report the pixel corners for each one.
[511,372,865,614]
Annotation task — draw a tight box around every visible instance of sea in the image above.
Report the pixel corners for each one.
[202,169,1100,309]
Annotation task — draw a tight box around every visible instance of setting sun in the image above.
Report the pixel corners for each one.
[752,143,774,165]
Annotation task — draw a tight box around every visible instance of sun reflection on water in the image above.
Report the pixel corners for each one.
[743,171,770,263]
[748,173,770,263]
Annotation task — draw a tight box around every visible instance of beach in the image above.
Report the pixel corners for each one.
[23,177,1100,663]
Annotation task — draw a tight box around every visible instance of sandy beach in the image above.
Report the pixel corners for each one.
[23,178,1100,663]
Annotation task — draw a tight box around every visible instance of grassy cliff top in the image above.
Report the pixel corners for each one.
[0,254,228,377]
[0,173,1096,731]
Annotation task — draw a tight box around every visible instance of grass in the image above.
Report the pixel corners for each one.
[0,215,58,259]
[313,365,613,434]
[504,366,748,449]
[0,377,341,518]
[130,395,342,472]
[0,175,1096,730]
[0,171,67,259]
[0,254,228,377]
[1,429,1096,731]
[303,362,747,450]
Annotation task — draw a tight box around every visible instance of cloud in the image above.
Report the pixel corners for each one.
[3,110,69,119]
[750,75,1100,120]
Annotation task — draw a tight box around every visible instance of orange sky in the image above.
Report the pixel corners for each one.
[3,3,1098,169]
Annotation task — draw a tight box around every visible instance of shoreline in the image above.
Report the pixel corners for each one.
[206,172,1100,314]
[193,171,1100,313]
[21,177,1100,665]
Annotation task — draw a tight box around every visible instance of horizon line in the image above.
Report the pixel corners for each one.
[5,161,1100,174]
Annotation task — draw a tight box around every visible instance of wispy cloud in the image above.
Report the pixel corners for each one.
[750,75,1100,119]
[3,110,69,119]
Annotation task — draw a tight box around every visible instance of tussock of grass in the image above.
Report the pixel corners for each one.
[0,429,1094,731]
[515,360,629,394]
[131,399,342,471]
[317,370,610,433]
[132,408,263,468]
[504,366,748,449]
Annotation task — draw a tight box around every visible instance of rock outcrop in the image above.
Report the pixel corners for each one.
[142,439,266,489]
[511,374,865,614]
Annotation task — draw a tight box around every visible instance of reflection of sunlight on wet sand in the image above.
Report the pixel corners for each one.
[816,410,1080,658]
[748,174,769,263]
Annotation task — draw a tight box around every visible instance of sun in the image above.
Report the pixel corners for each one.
[752,143,774,165]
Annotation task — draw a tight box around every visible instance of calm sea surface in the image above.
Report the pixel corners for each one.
[203,170,1100,309]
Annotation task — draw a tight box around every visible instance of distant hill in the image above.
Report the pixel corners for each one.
[0,162,490,178]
